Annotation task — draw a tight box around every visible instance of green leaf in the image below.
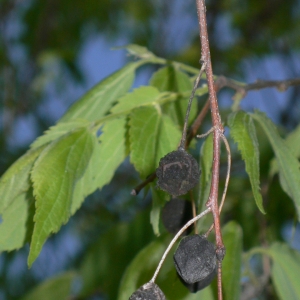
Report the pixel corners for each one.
[269,243,300,300]
[150,65,197,127]
[222,221,243,300]
[28,128,95,266]
[110,86,161,114]
[129,106,181,178]
[0,190,35,251]
[252,111,300,220]
[60,62,139,122]
[117,235,170,300]
[0,146,44,212]
[30,119,90,149]
[20,271,77,300]
[71,117,127,213]
[228,111,265,214]
[79,210,154,299]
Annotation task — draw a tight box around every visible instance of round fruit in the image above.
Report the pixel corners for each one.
[156,149,200,196]
[129,282,166,300]
[173,235,217,285]
[162,198,193,235]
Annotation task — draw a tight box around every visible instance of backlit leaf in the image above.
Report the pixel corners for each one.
[60,62,139,122]
[29,128,95,266]
[228,111,265,214]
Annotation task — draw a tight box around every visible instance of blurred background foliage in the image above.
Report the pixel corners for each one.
[0,0,300,299]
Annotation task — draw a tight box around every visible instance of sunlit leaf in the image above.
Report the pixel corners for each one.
[228,111,265,214]
[222,221,243,300]
[20,271,77,300]
[110,86,161,114]
[71,117,127,213]
[60,62,139,122]
[252,111,300,220]
[0,146,44,212]
[269,243,300,300]
[30,119,90,149]
[0,191,34,251]
[28,128,95,266]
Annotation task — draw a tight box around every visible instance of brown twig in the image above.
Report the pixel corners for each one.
[216,75,300,94]
[196,0,225,299]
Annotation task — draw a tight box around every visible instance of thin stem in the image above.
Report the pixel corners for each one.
[179,63,206,149]
[150,207,211,283]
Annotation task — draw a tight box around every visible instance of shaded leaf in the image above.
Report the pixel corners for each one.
[252,111,300,220]
[29,128,95,266]
[20,271,77,300]
[150,65,197,127]
[79,210,154,299]
[150,184,169,236]
[222,221,243,300]
[60,62,139,122]
[270,123,300,177]
[228,111,265,214]
[118,234,214,300]
[129,106,181,179]
[269,243,300,300]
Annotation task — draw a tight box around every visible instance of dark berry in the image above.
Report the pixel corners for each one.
[173,235,217,285]
[162,198,193,235]
[129,282,166,300]
[156,149,200,196]
[178,266,217,293]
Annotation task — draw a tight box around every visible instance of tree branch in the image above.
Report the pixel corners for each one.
[196,0,225,299]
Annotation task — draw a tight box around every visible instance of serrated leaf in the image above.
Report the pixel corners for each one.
[79,210,154,299]
[150,65,197,127]
[0,191,34,251]
[0,146,45,212]
[20,271,77,300]
[31,119,90,149]
[222,221,243,300]
[60,62,139,122]
[129,106,181,179]
[110,86,161,114]
[252,111,300,220]
[71,117,127,213]
[29,128,95,266]
[269,243,300,300]
[228,111,265,214]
